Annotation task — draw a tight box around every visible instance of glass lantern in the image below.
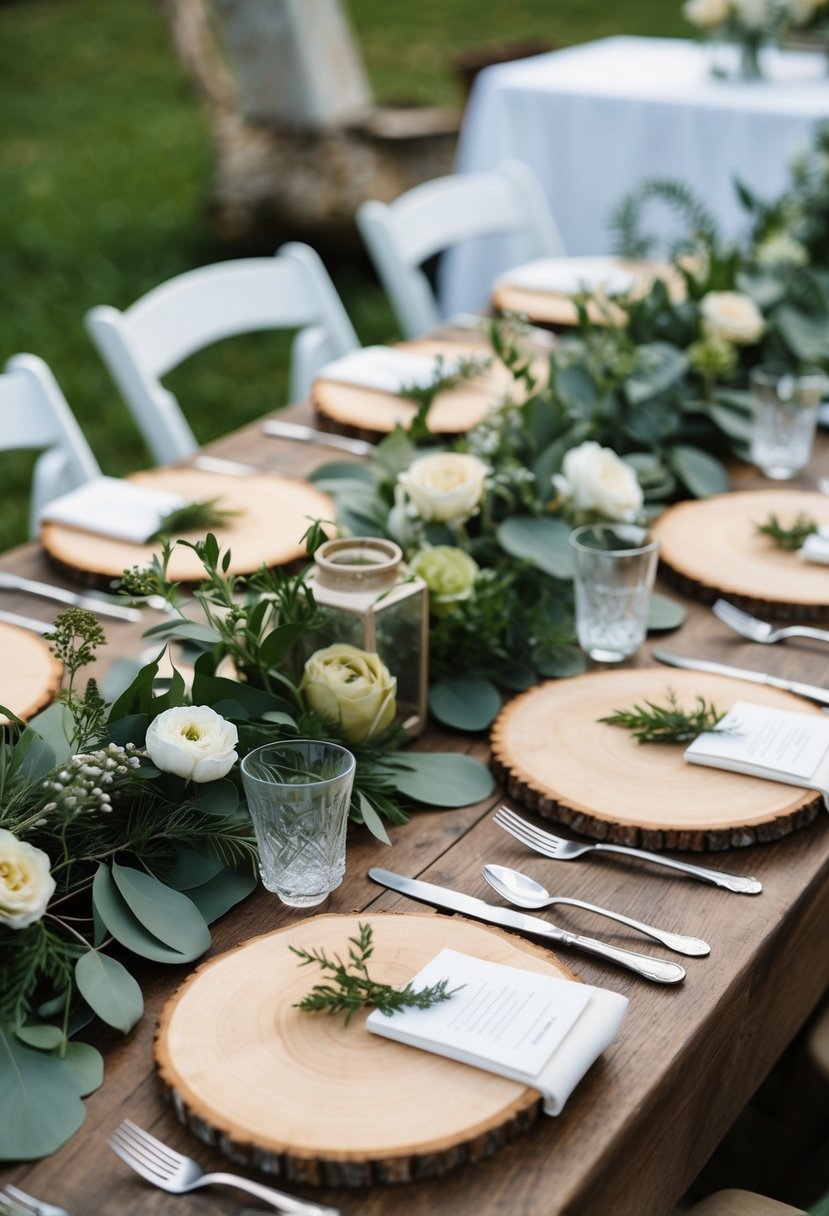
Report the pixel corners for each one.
[303,537,429,737]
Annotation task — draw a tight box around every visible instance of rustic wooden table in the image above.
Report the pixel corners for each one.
[1,399,828,1216]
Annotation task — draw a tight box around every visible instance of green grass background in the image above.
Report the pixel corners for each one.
[0,0,685,551]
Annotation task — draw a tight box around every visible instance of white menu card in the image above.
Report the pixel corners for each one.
[366,949,628,1115]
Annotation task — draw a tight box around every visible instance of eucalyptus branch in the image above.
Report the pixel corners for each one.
[756,512,818,551]
[291,922,460,1024]
[599,689,726,744]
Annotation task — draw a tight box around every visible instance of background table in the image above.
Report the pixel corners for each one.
[440,36,829,317]
[0,370,828,1214]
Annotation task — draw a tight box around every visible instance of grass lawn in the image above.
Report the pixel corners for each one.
[0,0,685,551]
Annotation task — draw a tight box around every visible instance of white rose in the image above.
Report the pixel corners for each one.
[754,231,808,268]
[553,441,644,522]
[0,829,55,930]
[398,453,487,525]
[683,0,730,27]
[302,644,397,744]
[700,291,764,346]
[731,0,775,27]
[145,706,239,783]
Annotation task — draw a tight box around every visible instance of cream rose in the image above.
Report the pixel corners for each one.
[700,291,764,346]
[302,644,397,744]
[0,829,55,930]
[731,0,774,27]
[410,547,479,616]
[553,442,644,522]
[683,0,730,27]
[398,453,487,525]
[145,705,239,783]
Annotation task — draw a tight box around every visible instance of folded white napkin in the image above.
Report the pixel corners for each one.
[799,526,829,565]
[39,477,186,544]
[496,257,638,297]
[315,346,459,394]
[366,948,627,1116]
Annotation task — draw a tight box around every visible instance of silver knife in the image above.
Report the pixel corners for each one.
[368,868,686,985]
[0,607,54,635]
[262,419,375,458]
[0,572,142,623]
[652,648,829,707]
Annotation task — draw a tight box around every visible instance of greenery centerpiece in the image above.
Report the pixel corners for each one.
[683,0,829,79]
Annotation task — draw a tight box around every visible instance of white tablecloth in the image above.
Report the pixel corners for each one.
[440,36,829,317]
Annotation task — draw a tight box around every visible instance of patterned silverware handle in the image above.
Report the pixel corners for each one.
[594,843,762,894]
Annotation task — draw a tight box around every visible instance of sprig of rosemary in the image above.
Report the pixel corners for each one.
[599,689,726,744]
[291,922,460,1024]
[150,497,239,541]
[756,512,819,551]
[400,354,491,442]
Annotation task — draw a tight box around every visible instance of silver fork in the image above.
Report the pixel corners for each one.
[108,1119,339,1215]
[493,807,762,894]
[1,1186,70,1216]
[713,598,829,646]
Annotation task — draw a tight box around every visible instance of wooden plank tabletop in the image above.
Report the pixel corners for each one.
[1,391,828,1216]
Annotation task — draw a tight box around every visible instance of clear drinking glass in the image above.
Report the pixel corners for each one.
[749,364,827,480]
[570,524,660,663]
[240,739,356,908]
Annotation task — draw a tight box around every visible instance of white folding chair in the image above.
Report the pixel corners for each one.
[0,354,101,538]
[356,160,566,338]
[85,242,359,464]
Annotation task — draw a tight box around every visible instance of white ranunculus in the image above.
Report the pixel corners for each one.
[700,291,765,346]
[553,442,644,522]
[145,705,239,783]
[0,829,55,930]
[683,0,730,26]
[302,644,397,744]
[398,453,488,525]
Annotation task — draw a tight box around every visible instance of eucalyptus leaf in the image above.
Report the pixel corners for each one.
[708,401,755,443]
[63,1042,104,1097]
[23,703,74,770]
[92,866,194,963]
[429,677,501,731]
[111,863,212,960]
[647,593,687,631]
[259,622,305,669]
[0,1028,85,1160]
[143,620,223,645]
[74,950,144,1033]
[191,778,240,816]
[625,343,688,405]
[15,1023,66,1051]
[776,305,829,363]
[667,444,730,497]
[167,845,226,890]
[107,649,163,719]
[497,516,574,579]
[495,661,538,692]
[356,791,392,845]
[191,671,293,718]
[382,752,494,808]
[554,363,598,416]
[308,460,378,486]
[186,867,258,924]
[533,646,587,677]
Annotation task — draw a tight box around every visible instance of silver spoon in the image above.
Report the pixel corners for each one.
[482,864,710,957]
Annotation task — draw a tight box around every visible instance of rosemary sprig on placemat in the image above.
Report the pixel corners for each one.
[291,922,460,1023]
[756,513,818,551]
[599,689,725,745]
[151,497,239,541]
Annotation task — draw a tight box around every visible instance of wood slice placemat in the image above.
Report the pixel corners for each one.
[155,912,578,1187]
[40,467,333,587]
[0,622,62,726]
[492,259,684,328]
[490,668,824,851]
[652,490,829,619]
[312,339,534,438]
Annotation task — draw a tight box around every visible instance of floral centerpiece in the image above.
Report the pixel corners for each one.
[683,0,829,78]
[0,531,494,1163]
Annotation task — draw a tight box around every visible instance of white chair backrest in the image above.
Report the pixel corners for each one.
[85,242,359,464]
[356,160,566,338]
[0,354,101,537]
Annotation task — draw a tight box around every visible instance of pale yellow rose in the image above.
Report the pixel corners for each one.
[700,291,764,346]
[145,705,238,783]
[410,547,479,616]
[398,453,487,525]
[0,829,55,930]
[683,0,730,27]
[302,644,397,744]
[552,441,644,522]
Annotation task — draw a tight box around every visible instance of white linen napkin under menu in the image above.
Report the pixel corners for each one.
[315,346,460,394]
[799,527,829,565]
[39,477,186,544]
[366,948,627,1115]
[495,257,638,297]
